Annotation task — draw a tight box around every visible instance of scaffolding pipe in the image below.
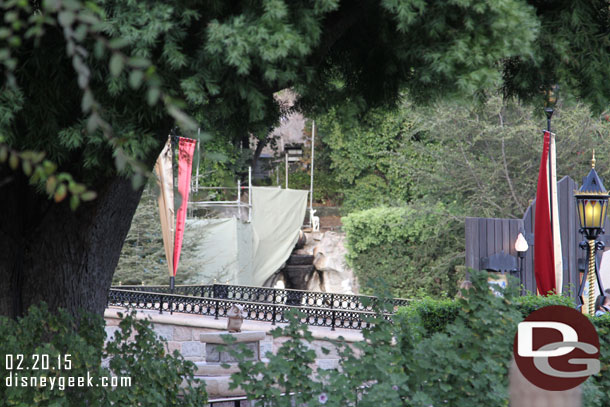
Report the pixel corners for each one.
[248,166,252,222]
[195,186,247,190]
[237,179,241,221]
[189,203,252,208]
[195,128,200,193]
[285,153,288,189]
[190,201,248,205]
[309,121,315,227]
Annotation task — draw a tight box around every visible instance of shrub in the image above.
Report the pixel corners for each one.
[395,297,460,336]
[342,204,464,298]
[227,271,608,406]
[288,168,343,206]
[514,293,575,317]
[228,310,324,406]
[0,304,207,406]
[586,314,610,405]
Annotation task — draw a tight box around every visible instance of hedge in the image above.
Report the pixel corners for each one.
[342,204,464,298]
[396,292,577,336]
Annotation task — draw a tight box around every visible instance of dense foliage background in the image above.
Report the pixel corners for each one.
[331,96,610,297]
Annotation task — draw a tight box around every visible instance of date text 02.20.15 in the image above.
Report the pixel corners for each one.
[5,354,72,371]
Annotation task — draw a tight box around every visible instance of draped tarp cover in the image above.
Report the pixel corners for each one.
[154,138,174,277]
[181,218,254,284]
[248,187,309,286]
[183,187,308,286]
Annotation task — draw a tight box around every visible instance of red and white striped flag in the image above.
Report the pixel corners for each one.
[534,130,563,295]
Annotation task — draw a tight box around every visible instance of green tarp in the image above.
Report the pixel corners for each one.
[183,187,308,286]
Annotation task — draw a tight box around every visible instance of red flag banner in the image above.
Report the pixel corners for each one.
[173,137,197,276]
[534,130,556,295]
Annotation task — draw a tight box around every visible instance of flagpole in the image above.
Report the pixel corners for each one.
[546,110,554,243]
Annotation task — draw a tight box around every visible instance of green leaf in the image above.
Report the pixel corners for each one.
[9,153,18,169]
[128,70,144,89]
[42,161,57,176]
[108,38,129,49]
[131,173,144,189]
[58,11,75,27]
[54,184,67,202]
[70,195,79,210]
[80,191,97,201]
[43,0,60,11]
[82,90,94,112]
[68,182,86,194]
[109,54,124,77]
[127,57,150,69]
[146,86,160,106]
[22,160,32,176]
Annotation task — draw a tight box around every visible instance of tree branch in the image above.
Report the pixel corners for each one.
[499,112,524,214]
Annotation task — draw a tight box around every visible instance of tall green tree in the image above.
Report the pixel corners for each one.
[0,0,608,318]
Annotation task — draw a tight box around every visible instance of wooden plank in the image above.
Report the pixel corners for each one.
[487,219,495,261]
[508,219,521,291]
[465,218,476,270]
[524,201,535,294]
[478,218,487,270]
[558,177,569,294]
[471,218,480,272]
[494,218,503,255]
[508,218,516,255]
[567,177,579,298]
[502,218,510,255]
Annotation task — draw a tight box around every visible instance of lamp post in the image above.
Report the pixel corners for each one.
[574,151,609,315]
[544,85,559,229]
[515,232,529,295]
[544,84,559,132]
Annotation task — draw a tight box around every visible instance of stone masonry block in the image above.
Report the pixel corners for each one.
[259,341,273,359]
[173,326,193,341]
[220,342,259,363]
[153,324,174,341]
[310,340,339,358]
[316,359,340,370]
[105,326,120,341]
[105,318,120,326]
[206,344,220,363]
[200,331,265,344]
[181,341,203,358]
[165,341,181,356]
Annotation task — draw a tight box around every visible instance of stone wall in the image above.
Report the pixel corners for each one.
[105,307,362,397]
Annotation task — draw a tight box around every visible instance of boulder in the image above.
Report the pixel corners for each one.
[311,231,358,295]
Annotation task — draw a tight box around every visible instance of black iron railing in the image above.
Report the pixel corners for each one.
[112,284,410,311]
[107,285,402,331]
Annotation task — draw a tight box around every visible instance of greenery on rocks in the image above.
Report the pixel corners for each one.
[0,304,207,406]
